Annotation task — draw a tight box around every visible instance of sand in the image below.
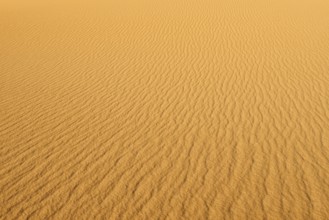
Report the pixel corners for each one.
[1,0,329,219]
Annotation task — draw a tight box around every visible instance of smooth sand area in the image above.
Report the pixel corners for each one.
[1,0,329,219]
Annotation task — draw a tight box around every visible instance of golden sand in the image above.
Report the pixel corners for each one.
[1,0,329,219]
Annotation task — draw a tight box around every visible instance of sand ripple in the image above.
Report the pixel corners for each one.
[1,0,329,219]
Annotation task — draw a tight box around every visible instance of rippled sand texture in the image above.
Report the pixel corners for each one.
[1,0,329,219]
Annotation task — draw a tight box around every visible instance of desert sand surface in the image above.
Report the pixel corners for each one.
[1,0,329,219]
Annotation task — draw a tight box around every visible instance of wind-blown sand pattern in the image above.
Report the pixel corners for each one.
[1,0,329,219]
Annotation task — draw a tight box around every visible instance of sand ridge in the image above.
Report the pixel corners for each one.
[1,0,329,219]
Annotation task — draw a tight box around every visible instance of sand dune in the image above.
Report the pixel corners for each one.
[1,0,329,219]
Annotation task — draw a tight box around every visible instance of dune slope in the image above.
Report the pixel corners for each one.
[1,0,329,219]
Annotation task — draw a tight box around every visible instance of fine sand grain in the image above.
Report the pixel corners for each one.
[1,0,329,219]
